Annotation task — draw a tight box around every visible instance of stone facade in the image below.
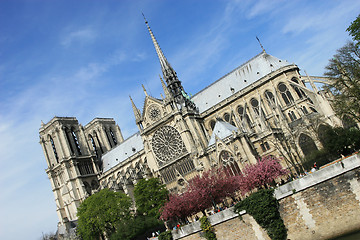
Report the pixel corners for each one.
[39,19,342,231]
[172,153,360,240]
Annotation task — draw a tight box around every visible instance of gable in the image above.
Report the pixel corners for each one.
[208,120,238,147]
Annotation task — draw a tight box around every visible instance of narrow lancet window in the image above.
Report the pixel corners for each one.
[71,128,82,155]
[278,83,294,105]
[110,128,117,145]
[50,136,59,163]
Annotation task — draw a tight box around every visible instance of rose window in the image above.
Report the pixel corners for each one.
[151,126,186,166]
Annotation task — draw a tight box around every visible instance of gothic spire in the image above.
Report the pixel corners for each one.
[142,84,148,96]
[130,96,141,123]
[142,14,197,112]
[159,75,171,99]
[142,13,174,79]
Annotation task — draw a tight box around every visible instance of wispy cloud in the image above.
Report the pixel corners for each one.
[60,27,97,47]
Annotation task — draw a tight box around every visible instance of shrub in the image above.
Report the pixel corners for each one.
[234,189,287,240]
[158,230,173,240]
[199,216,217,240]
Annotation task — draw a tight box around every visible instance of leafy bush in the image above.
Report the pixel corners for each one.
[158,230,173,240]
[234,189,287,240]
[302,149,335,170]
[199,216,217,240]
[110,215,164,240]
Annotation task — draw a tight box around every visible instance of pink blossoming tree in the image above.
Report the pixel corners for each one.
[160,156,288,221]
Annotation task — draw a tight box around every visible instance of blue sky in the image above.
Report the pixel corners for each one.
[0,0,359,239]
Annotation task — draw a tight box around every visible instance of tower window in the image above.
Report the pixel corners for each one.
[94,132,104,153]
[89,134,98,158]
[71,128,82,155]
[110,128,117,145]
[49,136,59,163]
[65,128,74,155]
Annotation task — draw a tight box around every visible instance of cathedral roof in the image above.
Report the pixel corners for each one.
[102,132,144,172]
[191,52,292,113]
[208,120,238,147]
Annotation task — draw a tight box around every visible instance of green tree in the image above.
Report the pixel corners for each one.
[110,215,164,240]
[324,41,360,123]
[134,178,169,218]
[347,14,360,44]
[76,188,132,240]
[321,126,360,156]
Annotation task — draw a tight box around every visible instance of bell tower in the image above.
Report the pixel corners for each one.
[39,117,100,230]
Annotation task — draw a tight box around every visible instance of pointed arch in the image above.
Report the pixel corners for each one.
[299,133,318,157]
[278,82,294,105]
[223,112,230,122]
[64,127,74,155]
[49,135,59,163]
[109,128,117,145]
[237,105,252,127]
[89,134,98,158]
[71,127,82,155]
[264,90,275,107]
[209,119,216,130]
[291,77,306,99]
[219,150,241,176]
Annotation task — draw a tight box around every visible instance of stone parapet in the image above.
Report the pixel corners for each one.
[172,153,360,240]
[274,153,360,199]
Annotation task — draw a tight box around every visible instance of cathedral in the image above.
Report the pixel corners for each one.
[39,19,340,232]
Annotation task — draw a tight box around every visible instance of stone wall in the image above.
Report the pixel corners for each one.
[173,153,360,240]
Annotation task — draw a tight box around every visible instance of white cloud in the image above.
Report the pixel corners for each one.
[61,27,97,47]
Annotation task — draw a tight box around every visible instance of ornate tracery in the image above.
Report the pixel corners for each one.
[219,150,241,176]
[151,125,187,166]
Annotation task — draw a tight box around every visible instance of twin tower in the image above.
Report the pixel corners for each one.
[39,17,205,231]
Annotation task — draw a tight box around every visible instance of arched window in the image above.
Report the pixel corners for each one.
[209,120,216,130]
[106,129,113,148]
[223,112,230,122]
[288,111,297,122]
[237,105,252,127]
[71,127,82,155]
[264,90,275,107]
[64,127,74,155]
[309,107,317,113]
[301,106,309,115]
[251,98,260,116]
[109,128,117,145]
[219,150,241,176]
[89,134,98,158]
[49,136,59,163]
[94,132,104,153]
[291,78,306,99]
[299,133,318,157]
[278,83,294,105]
